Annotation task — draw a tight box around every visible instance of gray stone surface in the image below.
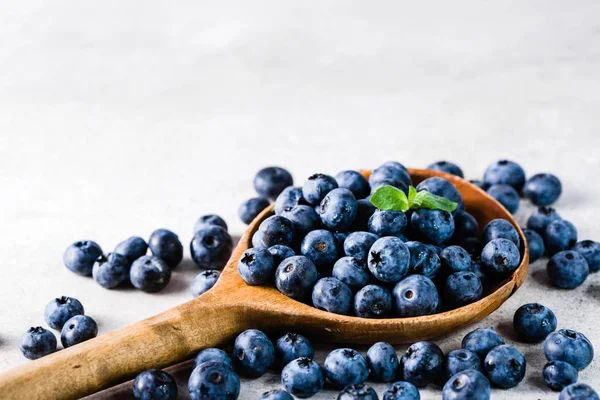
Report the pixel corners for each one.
[1,0,600,399]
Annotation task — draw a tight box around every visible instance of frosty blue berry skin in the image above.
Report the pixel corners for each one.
[188,361,240,400]
[344,232,378,261]
[238,197,271,225]
[366,342,398,382]
[133,369,177,400]
[318,188,358,231]
[524,173,562,206]
[114,236,148,263]
[63,240,103,276]
[332,257,371,292]
[130,256,172,292]
[275,186,306,215]
[393,275,440,318]
[354,284,393,318]
[370,163,412,189]
[258,216,295,248]
[480,238,520,278]
[338,383,379,400]
[260,389,294,400]
[368,237,410,283]
[513,303,557,343]
[572,240,600,272]
[544,329,594,371]
[44,296,85,330]
[237,248,274,286]
[427,161,464,178]
[193,214,228,233]
[368,210,408,238]
[303,173,339,206]
[416,177,464,213]
[60,315,98,348]
[92,253,130,289]
[254,166,294,201]
[445,349,482,379]
[148,229,183,269]
[443,271,483,308]
[483,160,526,191]
[324,348,369,389]
[193,348,233,369]
[382,381,420,400]
[19,327,57,360]
[482,219,520,248]
[233,329,274,378]
[451,211,479,243]
[442,369,490,400]
[559,383,599,400]
[486,184,520,214]
[268,245,296,266]
[281,205,320,236]
[336,170,370,199]
[350,199,377,232]
[527,206,562,237]
[301,229,339,268]
[405,241,441,279]
[312,277,353,315]
[543,361,578,391]
[440,245,473,275]
[275,256,318,299]
[400,341,445,388]
[524,229,545,263]
[462,327,505,359]
[191,270,220,297]
[410,209,455,245]
[281,357,324,398]
[545,220,578,255]
[483,344,526,389]
[547,251,589,289]
[275,333,314,368]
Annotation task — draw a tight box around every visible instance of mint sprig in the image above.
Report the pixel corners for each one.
[370,185,458,213]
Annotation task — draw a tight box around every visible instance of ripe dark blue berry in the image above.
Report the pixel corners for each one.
[545,220,578,255]
[260,389,294,400]
[524,173,562,206]
[427,161,464,178]
[275,186,306,215]
[513,303,557,343]
[483,344,526,389]
[559,383,599,400]
[281,205,320,235]
[193,214,228,233]
[480,238,520,278]
[92,253,130,289]
[258,215,295,248]
[410,209,455,245]
[486,184,520,214]
[366,342,398,382]
[382,381,420,400]
[324,348,369,389]
[190,225,234,270]
[312,277,353,315]
[318,188,358,231]
[344,232,378,261]
[544,329,594,371]
[400,341,444,388]
[393,275,440,317]
[44,296,84,330]
[63,240,103,276]
[239,197,270,224]
[188,361,240,400]
[233,329,274,378]
[193,348,232,369]
[191,270,220,297]
[337,383,378,400]
[238,248,274,285]
[440,245,472,275]
[368,237,410,283]
[114,236,148,263]
[443,271,483,308]
[281,357,324,398]
[482,219,520,248]
[332,257,370,292]
[527,206,562,237]
[462,327,505,359]
[301,229,338,268]
[547,251,589,289]
[303,173,338,206]
[445,349,481,379]
[523,229,545,263]
[336,170,370,199]
[442,369,490,400]
[133,369,177,400]
[483,160,526,191]
[148,229,183,269]
[275,333,314,367]
[275,256,318,299]
[543,361,578,391]
[416,177,464,213]
[368,210,407,238]
[60,315,98,348]
[130,256,171,292]
[268,245,296,266]
[405,241,441,279]
[20,327,57,360]
[572,240,600,272]
[354,284,393,318]
[254,166,294,201]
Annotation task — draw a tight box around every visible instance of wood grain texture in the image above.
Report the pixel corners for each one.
[0,169,529,399]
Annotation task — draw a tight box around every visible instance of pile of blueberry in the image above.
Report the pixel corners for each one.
[19,296,97,360]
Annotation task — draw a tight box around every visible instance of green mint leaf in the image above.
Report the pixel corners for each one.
[370,185,409,211]
[408,186,417,205]
[411,190,458,212]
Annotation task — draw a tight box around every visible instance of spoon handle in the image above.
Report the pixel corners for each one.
[0,292,246,400]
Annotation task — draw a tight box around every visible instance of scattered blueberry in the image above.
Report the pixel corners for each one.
[442,369,490,400]
[366,342,398,382]
[63,240,103,276]
[92,253,130,289]
[440,245,472,274]
[545,219,578,255]
[527,206,562,237]
[275,186,306,215]
[544,329,594,371]
[190,225,234,270]
[301,229,338,268]
[513,303,557,343]
[60,315,98,348]
[190,270,220,297]
[258,215,295,248]
[344,232,379,261]
[445,349,482,379]
[469,180,489,191]
[312,277,353,315]
[524,173,562,206]
[133,369,177,400]
[559,383,599,400]
[193,348,233,369]
[254,166,294,200]
[482,219,520,248]
[239,197,271,224]
[483,344,526,389]
[368,210,407,238]
[275,256,319,299]
[193,214,228,233]
[333,257,371,292]
[416,177,464,213]
[547,251,589,289]
[275,333,314,367]
[44,296,85,330]
[523,229,545,263]
[354,284,393,318]
[410,209,455,245]
[443,271,483,308]
[382,381,420,400]
[281,357,325,398]
[148,229,183,269]
[483,160,526,191]
[572,240,600,272]
[400,341,444,388]
[188,361,240,400]
[281,205,320,236]
[114,236,148,263]
[487,184,520,214]
[462,327,505,359]
[543,361,578,391]
[480,238,520,278]
[303,173,338,206]
[233,329,274,378]
[337,383,378,400]
[324,348,369,389]
[405,241,441,279]
[393,275,440,317]
[336,170,370,199]
[318,188,358,231]
[427,161,464,178]
[260,389,294,400]
[130,256,171,292]
[238,248,274,285]
[368,237,410,283]
[19,327,57,360]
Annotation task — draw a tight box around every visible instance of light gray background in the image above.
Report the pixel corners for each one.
[1,0,600,398]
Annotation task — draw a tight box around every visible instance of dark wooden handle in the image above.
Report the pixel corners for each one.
[0,292,247,400]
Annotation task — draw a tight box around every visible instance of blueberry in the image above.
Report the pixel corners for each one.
[461,328,505,359]
[275,333,315,367]
[444,271,483,308]
[258,215,295,247]
[524,173,562,206]
[482,219,520,248]
[238,197,271,224]
[572,240,600,272]
[405,241,441,279]
[416,177,464,213]
[480,238,520,278]
[324,348,369,389]
[469,180,489,190]
[19,327,57,360]
[442,369,490,400]
[547,251,589,289]
[193,214,228,233]
[527,206,562,236]
[275,186,306,215]
[370,179,408,195]
[190,270,220,297]
[190,225,234,270]
[130,256,171,292]
[523,229,545,263]
[193,348,233,369]
[368,237,410,283]
[426,244,443,255]
[333,257,371,292]
[451,211,479,242]
[252,231,267,249]
[303,173,338,206]
[366,342,398,382]
[233,329,274,378]
[148,229,183,269]
[427,161,464,178]
[410,209,455,245]
[281,357,325,398]
[60,315,98,348]
[312,277,353,315]
[486,184,520,214]
[318,188,358,231]
[114,236,148,263]
[400,341,444,388]
[188,361,240,400]
[337,383,378,400]
[300,230,337,268]
[513,303,557,343]
[483,344,526,389]
[63,240,103,276]
[238,248,274,285]
[440,245,473,274]
[559,383,599,400]
[254,166,294,200]
[92,253,130,289]
[268,245,296,266]
[368,210,407,237]
[543,361,578,391]
[44,296,85,330]
[445,349,482,379]
[393,275,440,317]
[469,258,489,287]
[546,220,578,255]
[350,199,377,232]
[260,389,294,400]
[544,329,594,371]
[133,369,177,400]
[370,164,412,189]
[483,160,526,191]
[354,284,393,318]
[275,256,319,299]
[345,232,379,261]
[382,381,420,400]
[281,205,320,235]
[336,170,370,199]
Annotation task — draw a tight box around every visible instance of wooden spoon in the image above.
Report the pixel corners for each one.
[0,169,529,400]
